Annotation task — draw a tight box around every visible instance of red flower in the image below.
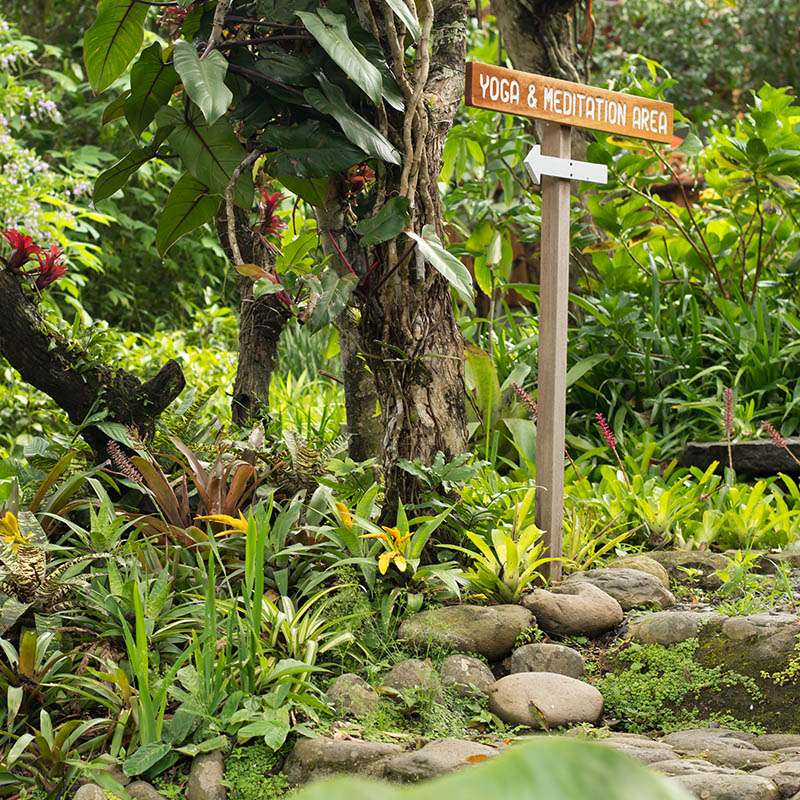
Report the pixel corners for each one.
[33,244,67,289]
[258,191,287,238]
[2,228,41,273]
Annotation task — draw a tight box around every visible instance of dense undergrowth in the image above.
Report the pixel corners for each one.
[1,2,800,797]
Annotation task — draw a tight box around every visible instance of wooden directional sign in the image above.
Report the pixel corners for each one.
[524,146,608,185]
[463,63,675,582]
[465,62,673,144]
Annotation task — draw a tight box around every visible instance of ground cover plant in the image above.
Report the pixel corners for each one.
[1,0,800,797]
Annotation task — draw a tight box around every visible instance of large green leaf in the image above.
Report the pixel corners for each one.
[255,45,317,86]
[296,9,382,106]
[355,197,410,246]
[292,739,691,800]
[122,742,172,777]
[261,120,364,179]
[465,343,501,426]
[406,225,475,310]
[309,271,358,332]
[173,40,232,126]
[84,0,148,93]
[102,90,131,124]
[156,173,220,256]
[125,43,178,137]
[94,145,157,202]
[384,0,419,40]
[277,175,330,207]
[156,105,253,207]
[305,76,401,165]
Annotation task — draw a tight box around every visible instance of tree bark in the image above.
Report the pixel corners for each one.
[492,0,588,155]
[315,175,383,463]
[353,0,470,504]
[215,204,292,427]
[0,269,184,460]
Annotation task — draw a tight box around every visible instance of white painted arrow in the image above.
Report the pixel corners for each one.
[524,145,608,185]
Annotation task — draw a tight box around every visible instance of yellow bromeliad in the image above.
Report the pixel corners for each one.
[334,501,353,530]
[0,511,32,552]
[195,512,249,536]
[361,526,412,574]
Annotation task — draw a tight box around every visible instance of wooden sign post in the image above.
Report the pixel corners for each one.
[465,63,673,581]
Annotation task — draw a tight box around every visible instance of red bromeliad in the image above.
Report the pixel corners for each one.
[257,190,287,239]
[1,228,40,273]
[1,228,67,290]
[34,244,67,289]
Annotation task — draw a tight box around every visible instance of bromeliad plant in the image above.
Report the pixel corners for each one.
[442,488,565,603]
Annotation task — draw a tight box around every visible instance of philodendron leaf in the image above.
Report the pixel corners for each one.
[94,145,158,202]
[309,271,357,332]
[277,175,330,207]
[384,0,419,40]
[173,39,232,126]
[84,0,148,93]
[261,120,364,179]
[406,225,475,310]
[291,738,692,800]
[305,75,401,164]
[102,90,131,124]
[156,105,253,207]
[125,42,178,137]
[296,8,382,106]
[156,172,220,256]
[355,197,410,246]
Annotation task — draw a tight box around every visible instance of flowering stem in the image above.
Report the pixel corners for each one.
[595,413,630,489]
[724,387,735,485]
[326,228,357,276]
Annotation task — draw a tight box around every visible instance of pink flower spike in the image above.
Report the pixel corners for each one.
[762,420,786,448]
[595,412,616,449]
[34,244,66,289]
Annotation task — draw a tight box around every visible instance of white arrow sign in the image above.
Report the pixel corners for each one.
[524,145,608,185]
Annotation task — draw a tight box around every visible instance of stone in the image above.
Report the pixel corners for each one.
[382,659,443,700]
[487,672,603,729]
[756,736,800,752]
[187,750,225,800]
[397,605,533,661]
[509,643,585,678]
[127,783,168,800]
[648,550,729,590]
[520,582,623,637]
[603,743,679,765]
[680,438,800,478]
[564,568,675,610]
[682,747,777,771]
[440,654,495,697]
[382,739,499,781]
[327,673,380,717]
[669,773,780,799]
[73,786,107,800]
[627,611,717,645]
[662,730,759,749]
[692,614,800,733]
[284,737,403,784]
[606,554,671,588]
[651,759,743,776]
[754,761,800,797]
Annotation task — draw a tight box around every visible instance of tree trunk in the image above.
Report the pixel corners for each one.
[215,204,291,427]
[315,175,383,463]
[0,269,184,461]
[492,0,588,155]
[352,0,470,504]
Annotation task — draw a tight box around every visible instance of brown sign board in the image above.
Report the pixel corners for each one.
[465,62,673,144]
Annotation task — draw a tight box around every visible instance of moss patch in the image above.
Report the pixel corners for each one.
[597,639,763,734]
[224,741,292,800]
